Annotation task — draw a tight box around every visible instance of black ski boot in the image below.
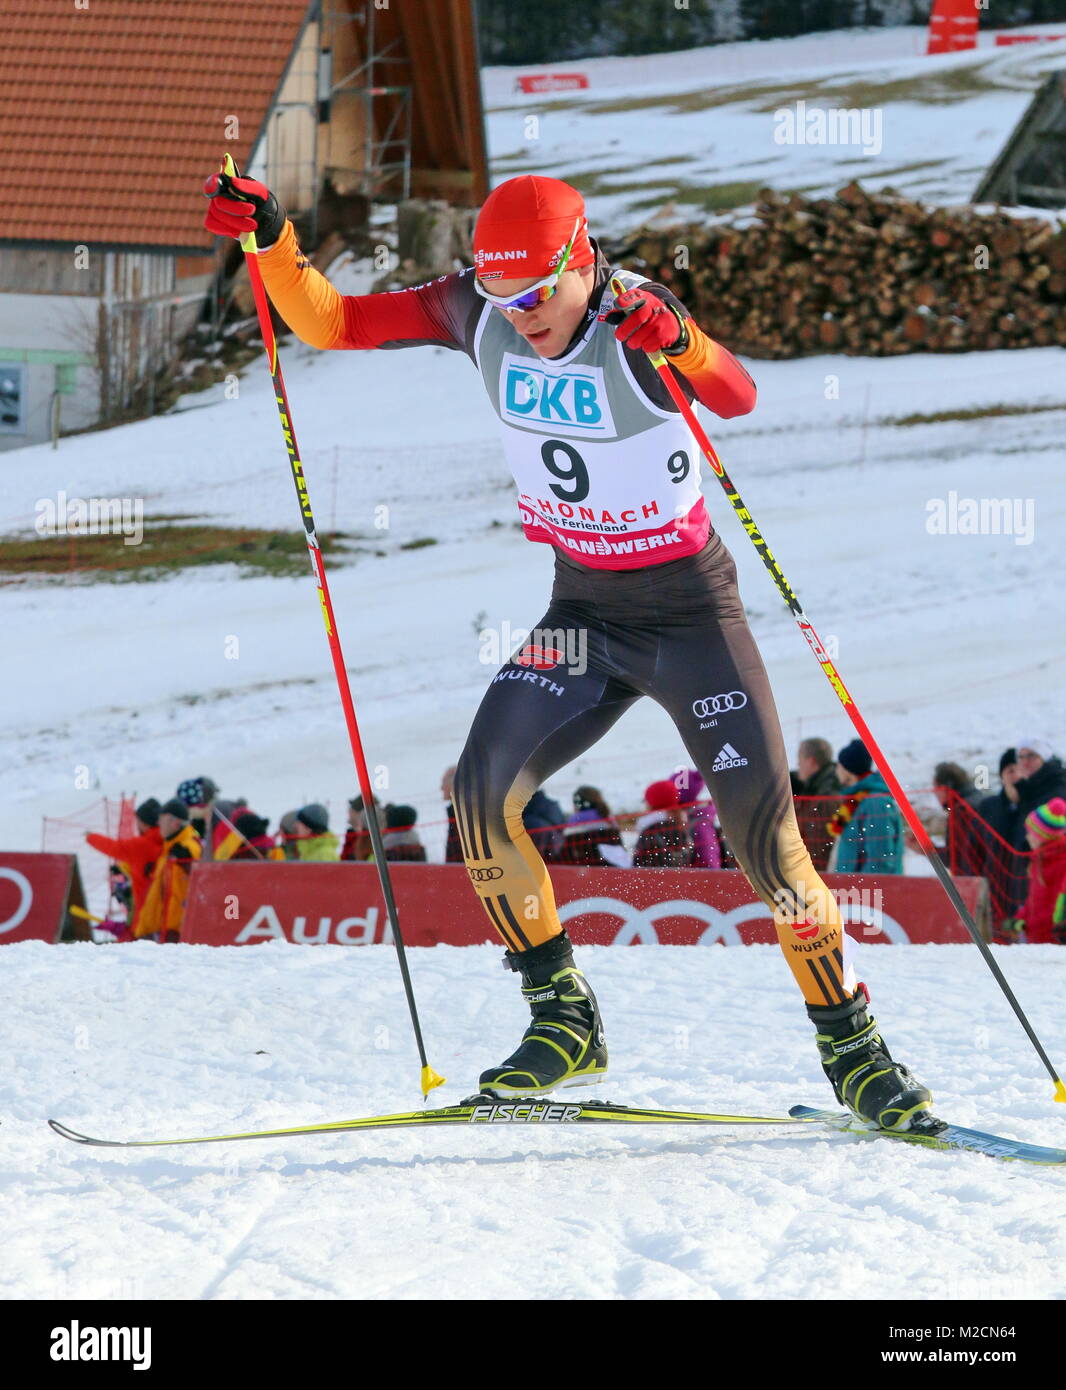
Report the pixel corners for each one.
[478,932,608,1096]
[807,987,937,1132]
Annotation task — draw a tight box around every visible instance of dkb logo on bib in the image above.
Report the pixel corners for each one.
[500,356,617,437]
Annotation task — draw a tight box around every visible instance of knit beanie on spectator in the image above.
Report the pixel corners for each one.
[673,768,705,806]
[177,776,219,807]
[838,739,873,778]
[234,811,270,841]
[278,810,301,838]
[999,748,1017,775]
[159,798,190,822]
[1015,736,1053,762]
[385,803,417,830]
[349,794,378,813]
[297,803,330,834]
[1025,798,1066,845]
[136,797,161,827]
[645,780,680,811]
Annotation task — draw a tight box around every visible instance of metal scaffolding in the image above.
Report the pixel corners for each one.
[323,0,413,203]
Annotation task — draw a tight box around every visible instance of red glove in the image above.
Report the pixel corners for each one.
[607,287,688,354]
[203,170,286,248]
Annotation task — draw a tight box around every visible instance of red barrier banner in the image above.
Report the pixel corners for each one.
[515,73,590,93]
[995,33,1066,44]
[182,863,986,947]
[0,853,86,944]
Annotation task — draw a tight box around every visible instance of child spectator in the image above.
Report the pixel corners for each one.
[673,769,722,869]
[1004,799,1066,944]
[137,799,201,941]
[558,786,629,867]
[633,780,691,868]
[84,797,163,938]
[382,804,427,861]
[830,740,903,874]
[294,804,339,861]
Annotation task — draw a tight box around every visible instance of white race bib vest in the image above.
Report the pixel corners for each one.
[473,271,709,570]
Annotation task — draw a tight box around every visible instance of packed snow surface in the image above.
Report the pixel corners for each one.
[3,940,1064,1301]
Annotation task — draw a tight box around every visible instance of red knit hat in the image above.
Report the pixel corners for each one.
[473,176,593,281]
[645,780,681,812]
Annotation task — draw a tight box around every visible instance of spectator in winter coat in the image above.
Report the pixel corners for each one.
[932,761,985,877]
[382,804,427,862]
[792,739,842,871]
[278,810,302,860]
[976,749,1026,923]
[830,740,903,875]
[137,799,201,941]
[795,739,842,797]
[523,788,567,862]
[176,775,220,861]
[85,797,163,937]
[633,780,692,869]
[294,803,340,861]
[441,765,464,863]
[1010,739,1066,850]
[341,794,378,862]
[1004,799,1066,944]
[557,786,629,867]
[228,812,280,861]
[672,768,722,869]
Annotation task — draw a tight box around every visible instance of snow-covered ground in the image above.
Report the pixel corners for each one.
[483,25,1066,226]
[2,941,1062,1301]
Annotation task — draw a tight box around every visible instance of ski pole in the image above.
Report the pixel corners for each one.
[620,281,1066,1104]
[221,154,444,1100]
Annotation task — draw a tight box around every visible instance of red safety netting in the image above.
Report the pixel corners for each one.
[41,796,137,921]
[939,792,1031,930]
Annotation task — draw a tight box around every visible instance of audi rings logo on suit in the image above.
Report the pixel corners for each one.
[691,690,748,728]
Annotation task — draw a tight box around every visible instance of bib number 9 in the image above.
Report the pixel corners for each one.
[542,439,590,503]
[667,449,690,484]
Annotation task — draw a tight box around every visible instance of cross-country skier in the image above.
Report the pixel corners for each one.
[204,170,933,1131]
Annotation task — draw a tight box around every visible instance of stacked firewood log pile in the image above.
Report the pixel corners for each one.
[610,183,1066,358]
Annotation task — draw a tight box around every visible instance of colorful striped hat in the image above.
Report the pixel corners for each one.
[1025,797,1066,845]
